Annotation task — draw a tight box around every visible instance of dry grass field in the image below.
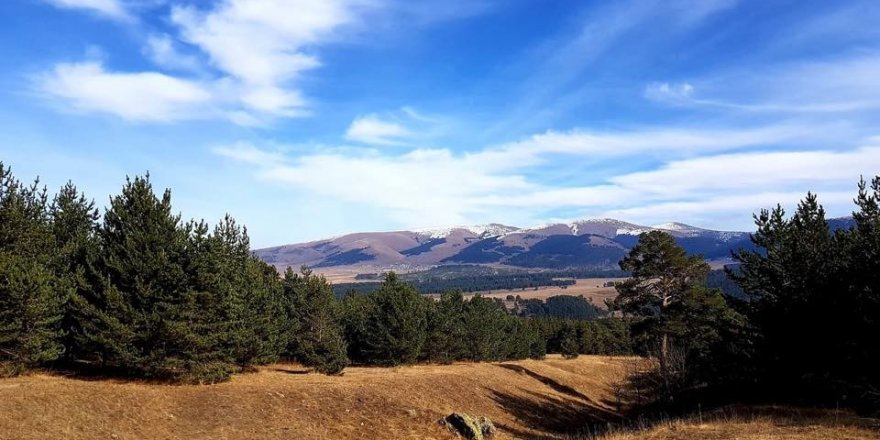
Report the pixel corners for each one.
[457,278,624,309]
[600,406,880,440]
[1,355,876,440]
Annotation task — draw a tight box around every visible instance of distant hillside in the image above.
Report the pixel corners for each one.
[255,218,765,271]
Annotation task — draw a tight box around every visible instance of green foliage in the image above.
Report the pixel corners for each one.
[731,182,880,406]
[516,294,605,319]
[282,267,349,375]
[358,273,428,366]
[0,163,64,375]
[613,231,713,361]
[49,182,100,362]
[462,295,510,361]
[558,322,580,359]
[0,256,64,374]
[422,291,467,363]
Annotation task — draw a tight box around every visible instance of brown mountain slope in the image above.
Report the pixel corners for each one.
[254,218,753,271]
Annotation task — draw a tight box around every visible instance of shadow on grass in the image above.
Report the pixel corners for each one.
[489,362,880,439]
[269,367,311,375]
[491,363,623,438]
[44,360,183,385]
[496,364,596,403]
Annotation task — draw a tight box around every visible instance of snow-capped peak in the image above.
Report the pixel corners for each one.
[415,223,519,239]
[652,222,703,232]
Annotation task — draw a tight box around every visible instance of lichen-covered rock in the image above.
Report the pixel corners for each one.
[441,413,496,440]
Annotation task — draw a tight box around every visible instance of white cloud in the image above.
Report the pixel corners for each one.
[216,123,875,229]
[599,190,857,232]
[40,0,373,124]
[644,82,694,103]
[169,0,365,117]
[650,54,880,114]
[45,0,130,21]
[611,147,880,198]
[345,114,412,145]
[467,124,821,171]
[213,143,287,165]
[39,61,213,121]
[143,34,202,72]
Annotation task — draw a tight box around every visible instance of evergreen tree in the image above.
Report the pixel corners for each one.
[360,273,427,366]
[50,182,100,362]
[731,188,880,403]
[282,267,348,374]
[0,164,64,374]
[730,194,836,390]
[462,295,508,361]
[846,177,880,393]
[85,175,207,379]
[422,290,467,363]
[234,256,286,367]
[613,231,710,370]
[558,322,580,359]
[340,291,375,363]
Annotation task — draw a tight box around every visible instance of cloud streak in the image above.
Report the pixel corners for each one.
[216,123,877,230]
[44,0,131,21]
[38,0,374,124]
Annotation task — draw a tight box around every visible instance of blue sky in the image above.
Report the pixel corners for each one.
[2,0,880,247]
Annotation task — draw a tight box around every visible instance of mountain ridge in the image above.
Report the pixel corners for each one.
[254,217,760,271]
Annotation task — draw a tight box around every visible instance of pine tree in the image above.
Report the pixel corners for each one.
[282,267,348,374]
[0,164,64,375]
[339,291,375,363]
[730,194,836,388]
[360,273,427,366]
[462,295,508,361]
[49,182,100,362]
[558,322,580,360]
[86,175,195,378]
[613,231,710,370]
[847,177,880,392]
[422,291,467,363]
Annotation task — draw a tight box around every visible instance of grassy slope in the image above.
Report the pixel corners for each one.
[1,355,877,440]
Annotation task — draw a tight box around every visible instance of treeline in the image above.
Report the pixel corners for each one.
[337,266,627,296]
[728,182,880,409]
[337,276,631,365]
[0,163,630,382]
[515,295,606,320]
[609,178,880,413]
[0,164,356,381]
[334,272,576,296]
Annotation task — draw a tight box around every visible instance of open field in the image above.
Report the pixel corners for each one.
[3,355,877,440]
[601,406,880,440]
[451,278,624,309]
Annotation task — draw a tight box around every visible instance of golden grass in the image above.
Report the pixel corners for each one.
[597,406,880,440]
[427,278,624,310]
[1,355,876,440]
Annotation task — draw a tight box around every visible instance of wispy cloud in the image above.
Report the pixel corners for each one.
[38,0,375,125]
[345,114,413,146]
[648,53,880,114]
[38,61,213,122]
[143,34,202,73]
[44,0,131,21]
[216,121,871,229]
[488,0,740,136]
[644,82,694,104]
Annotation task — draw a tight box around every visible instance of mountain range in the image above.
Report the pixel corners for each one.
[254,218,767,272]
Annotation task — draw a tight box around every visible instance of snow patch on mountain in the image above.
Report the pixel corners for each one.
[415,223,519,239]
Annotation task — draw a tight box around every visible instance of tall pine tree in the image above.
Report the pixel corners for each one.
[282,267,348,374]
[0,164,64,375]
